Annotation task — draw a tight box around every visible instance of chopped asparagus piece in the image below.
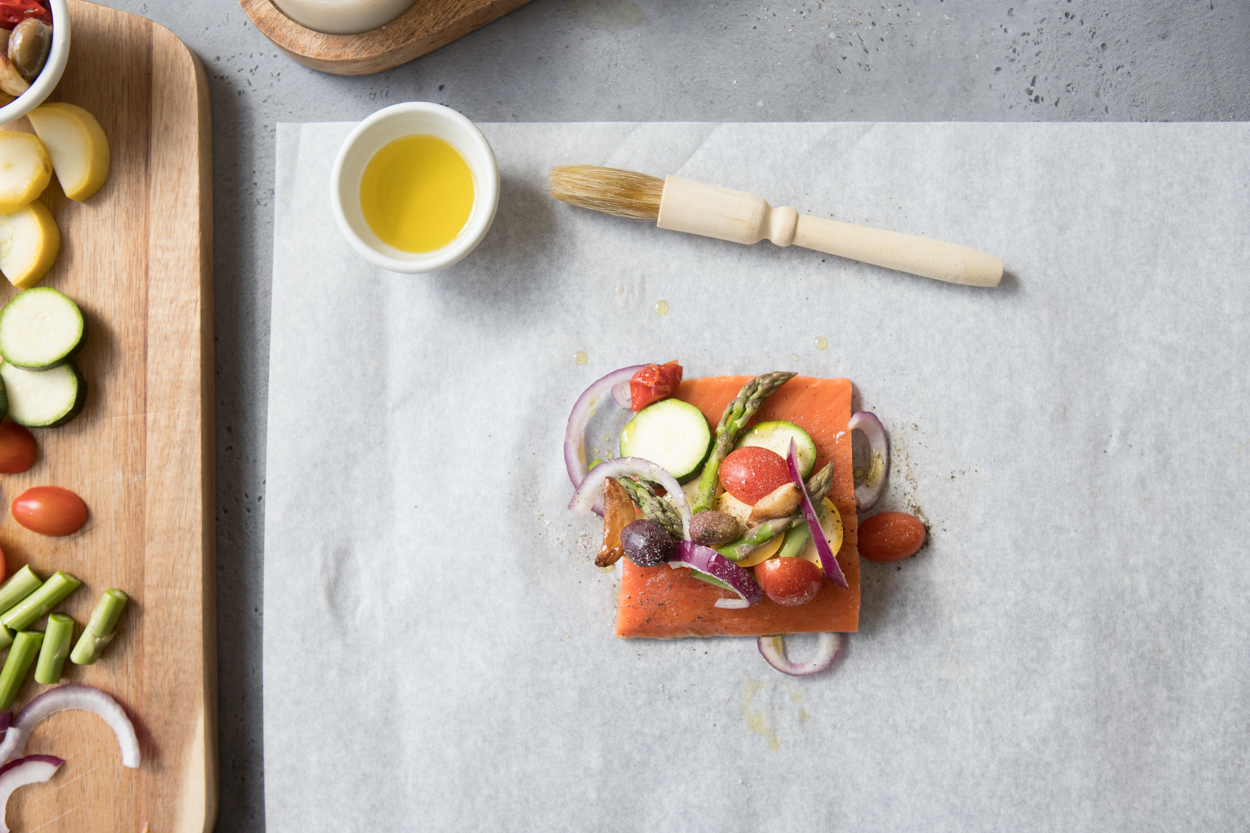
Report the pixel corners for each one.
[0,570,80,632]
[0,630,43,710]
[34,613,73,684]
[71,589,129,665]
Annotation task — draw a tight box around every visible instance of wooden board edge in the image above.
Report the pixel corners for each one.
[239,0,534,76]
[146,15,218,833]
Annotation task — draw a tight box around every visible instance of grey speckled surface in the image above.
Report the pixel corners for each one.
[88,1,1250,829]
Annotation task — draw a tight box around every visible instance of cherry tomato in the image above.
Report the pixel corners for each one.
[858,512,927,562]
[0,0,51,29]
[0,419,36,474]
[755,556,823,606]
[629,361,683,411]
[719,446,791,505]
[0,542,7,584]
[11,486,88,536]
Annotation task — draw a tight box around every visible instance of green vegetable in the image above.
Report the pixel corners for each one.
[735,420,817,479]
[71,589,129,666]
[0,287,85,370]
[34,613,73,684]
[0,361,86,427]
[691,371,795,513]
[618,398,712,482]
[0,630,43,710]
[0,570,80,632]
[778,525,812,559]
[0,565,44,651]
[616,477,684,540]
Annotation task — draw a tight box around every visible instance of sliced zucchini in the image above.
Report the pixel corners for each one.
[618,398,711,482]
[735,420,817,478]
[0,288,85,370]
[0,361,85,426]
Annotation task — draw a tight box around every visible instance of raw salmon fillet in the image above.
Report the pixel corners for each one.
[615,375,860,638]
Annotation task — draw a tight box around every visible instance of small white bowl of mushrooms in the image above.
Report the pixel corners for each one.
[0,0,67,126]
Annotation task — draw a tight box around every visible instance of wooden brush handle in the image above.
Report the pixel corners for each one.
[657,176,1002,287]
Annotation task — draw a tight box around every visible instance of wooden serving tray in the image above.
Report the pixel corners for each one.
[240,0,534,75]
[1,1,214,830]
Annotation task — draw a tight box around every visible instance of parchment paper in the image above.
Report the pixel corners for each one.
[263,122,1250,831]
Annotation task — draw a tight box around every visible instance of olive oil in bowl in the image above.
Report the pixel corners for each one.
[359,134,475,253]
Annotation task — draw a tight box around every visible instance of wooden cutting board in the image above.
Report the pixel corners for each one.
[0,1,214,831]
[240,0,534,75]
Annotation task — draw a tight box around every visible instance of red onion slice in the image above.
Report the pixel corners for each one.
[673,540,762,609]
[848,411,890,511]
[757,633,843,676]
[564,365,645,498]
[787,440,848,589]
[0,754,63,833]
[0,685,139,769]
[568,456,691,537]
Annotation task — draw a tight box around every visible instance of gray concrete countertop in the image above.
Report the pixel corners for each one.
[90,1,1250,829]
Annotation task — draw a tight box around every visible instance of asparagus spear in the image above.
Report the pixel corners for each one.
[691,371,796,513]
[0,630,42,710]
[35,613,73,684]
[616,477,684,540]
[718,461,835,560]
[0,571,80,633]
[71,589,129,665]
[0,566,42,652]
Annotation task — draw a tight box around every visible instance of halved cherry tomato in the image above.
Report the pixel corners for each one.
[858,511,926,562]
[12,486,88,536]
[629,361,683,411]
[755,556,823,606]
[0,419,36,474]
[0,0,51,29]
[719,446,791,505]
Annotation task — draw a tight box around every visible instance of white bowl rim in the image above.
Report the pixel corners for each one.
[0,0,70,126]
[330,102,500,275]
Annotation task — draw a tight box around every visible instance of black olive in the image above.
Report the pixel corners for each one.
[620,519,675,567]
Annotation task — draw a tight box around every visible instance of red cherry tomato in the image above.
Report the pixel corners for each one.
[719,446,792,505]
[0,542,7,584]
[11,486,88,537]
[0,419,36,474]
[754,557,823,606]
[858,512,927,562]
[0,0,51,29]
[629,361,683,411]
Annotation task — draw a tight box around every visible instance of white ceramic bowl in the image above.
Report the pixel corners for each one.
[331,102,499,274]
[0,0,70,126]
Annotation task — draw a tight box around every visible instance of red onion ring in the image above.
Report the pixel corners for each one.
[0,685,139,769]
[568,456,692,537]
[0,754,63,833]
[564,365,645,500]
[672,540,762,609]
[757,633,843,676]
[848,411,890,511]
[787,440,848,588]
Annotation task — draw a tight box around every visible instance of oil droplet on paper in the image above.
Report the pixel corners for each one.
[814,336,828,351]
[741,679,781,753]
[791,353,799,362]
[574,350,588,366]
[654,300,670,317]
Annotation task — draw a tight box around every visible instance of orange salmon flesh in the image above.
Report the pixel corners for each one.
[614,375,860,638]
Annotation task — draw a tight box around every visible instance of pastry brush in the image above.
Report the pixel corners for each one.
[549,165,1002,287]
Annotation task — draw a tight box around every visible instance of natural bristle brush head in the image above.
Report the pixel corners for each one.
[548,165,664,221]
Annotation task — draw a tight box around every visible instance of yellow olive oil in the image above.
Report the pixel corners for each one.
[360,135,475,253]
